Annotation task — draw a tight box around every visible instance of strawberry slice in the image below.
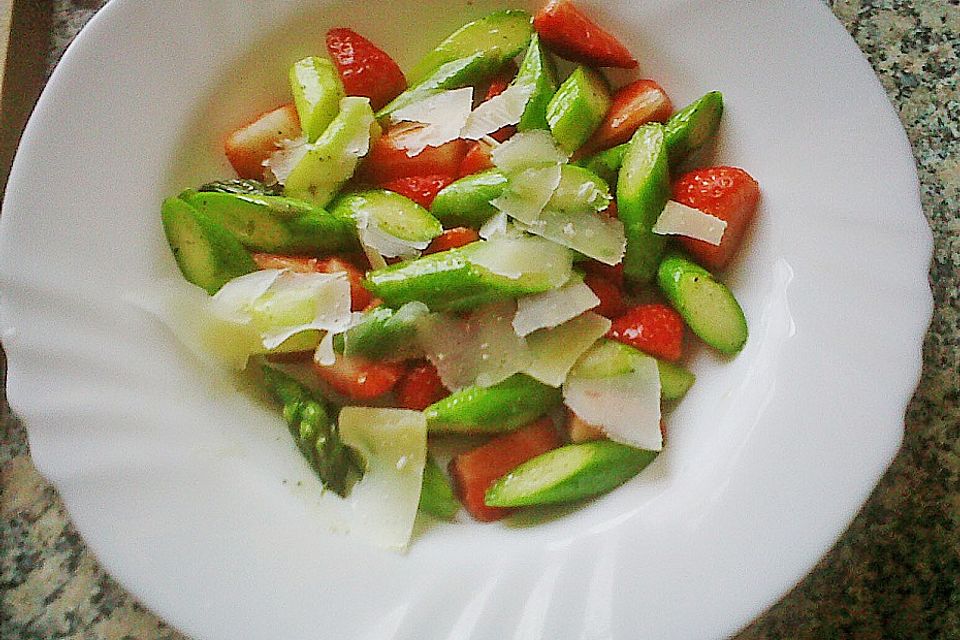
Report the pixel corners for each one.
[360,122,469,184]
[533,0,637,69]
[672,166,761,271]
[224,104,301,180]
[607,303,685,362]
[481,65,520,142]
[483,64,518,101]
[580,259,624,287]
[396,362,448,411]
[423,227,481,255]
[457,141,496,177]
[580,80,672,156]
[312,353,406,401]
[381,174,455,209]
[251,253,372,311]
[583,273,626,319]
[325,28,407,111]
[449,418,561,522]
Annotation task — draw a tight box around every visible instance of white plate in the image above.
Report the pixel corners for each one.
[0,1,932,638]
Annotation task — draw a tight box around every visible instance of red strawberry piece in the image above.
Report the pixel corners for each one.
[481,65,520,142]
[580,80,672,156]
[672,166,760,271]
[533,0,637,69]
[457,141,496,177]
[325,28,407,111]
[583,273,626,318]
[396,362,448,411]
[607,303,685,361]
[381,174,454,209]
[483,64,518,101]
[361,122,469,183]
[581,259,624,287]
[224,104,301,180]
[423,227,481,255]
[449,418,561,522]
[312,353,406,401]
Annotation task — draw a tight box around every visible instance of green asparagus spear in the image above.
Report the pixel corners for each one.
[430,169,509,228]
[160,197,257,294]
[514,34,557,132]
[363,237,572,311]
[196,179,284,196]
[546,66,611,154]
[261,366,362,496]
[424,374,562,433]
[484,441,657,507]
[180,191,358,254]
[333,301,429,360]
[663,91,724,166]
[406,10,533,86]
[656,253,748,354]
[617,123,670,285]
[419,456,459,519]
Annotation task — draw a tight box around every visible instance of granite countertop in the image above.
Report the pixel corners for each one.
[1,1,957,638]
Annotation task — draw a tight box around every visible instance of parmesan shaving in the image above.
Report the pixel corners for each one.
[210,269,282,323]
[211,270,354,351]
[416,301,532,390]
[390,88,473,156]
[461,82,535,140]
[652,200,728,245]
[315,329,338,366]
[519,208,626,266]
[466,235,572,288]
[337,408,427,551]
[490,164,563,224]
[512,282,600,337]
[523,312,611,387]
[478,211,509,240]
[263,136,308,185]
[563,355,663,451]
[490,130,568,171]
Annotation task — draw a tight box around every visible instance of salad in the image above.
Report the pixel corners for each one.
[159,0,759,550]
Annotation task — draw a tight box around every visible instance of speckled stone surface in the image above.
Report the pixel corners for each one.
[1,1,957,638]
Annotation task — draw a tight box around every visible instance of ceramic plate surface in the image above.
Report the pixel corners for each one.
[0,1,932,638]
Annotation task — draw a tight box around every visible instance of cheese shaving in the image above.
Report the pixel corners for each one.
[512,282,600,337]
[523,312,611,387]
[490,164,563,224]
[490,130,568,171]
[466,235,572,288]
[337,408,427,551]
[461,82,535,140]
[211,270,354,351]
[263,136,309,185]
[519,208,626,266]
[416,301,532,390]
[390,88,473,156]
[563,355,663,451]
[652,200,728,245]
